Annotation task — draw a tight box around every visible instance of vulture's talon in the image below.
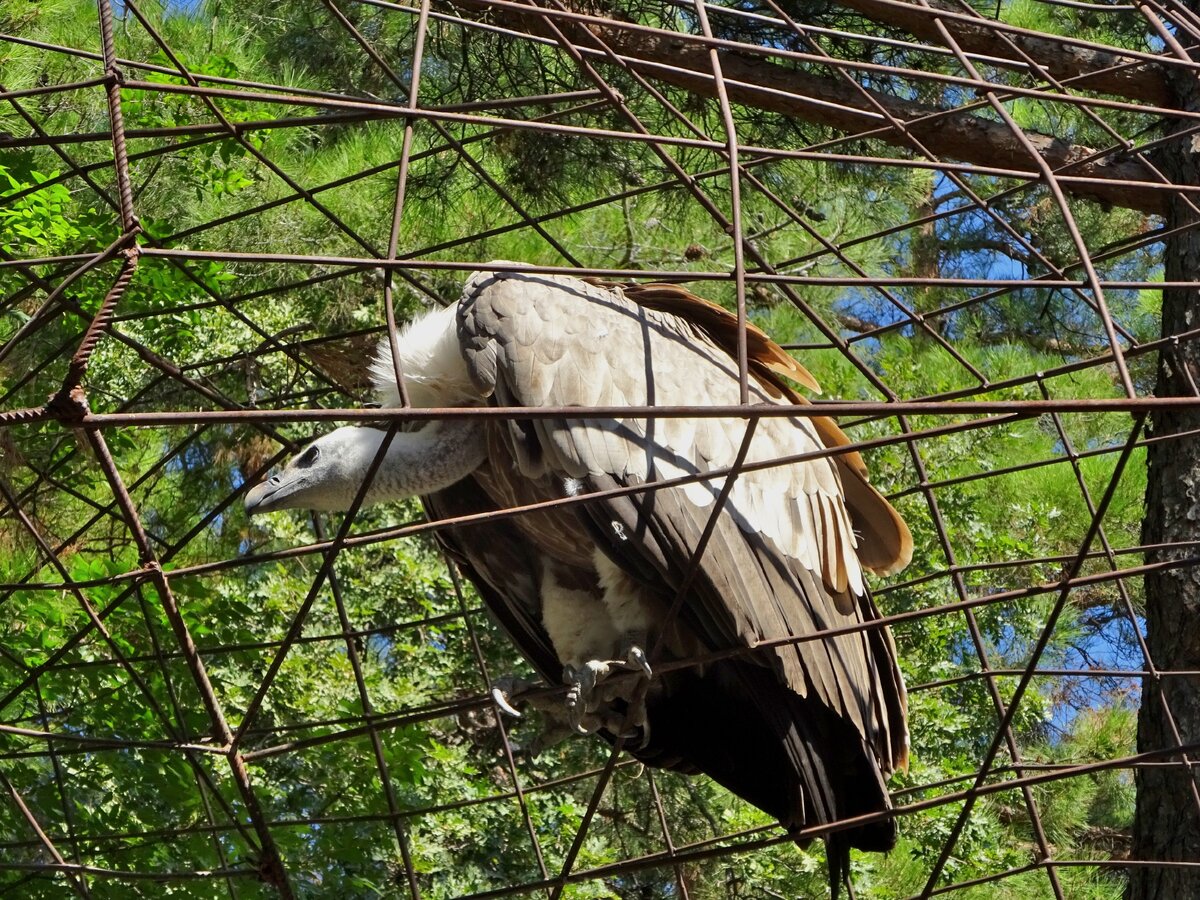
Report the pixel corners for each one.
[490,674,541,718]
[564,661,612,733]
[625,644,652,678]
[491,685,523,719]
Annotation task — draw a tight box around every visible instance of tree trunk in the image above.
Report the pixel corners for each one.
[1131,37,1200,899]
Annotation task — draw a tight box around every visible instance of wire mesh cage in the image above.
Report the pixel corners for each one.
[2,0,1199,897]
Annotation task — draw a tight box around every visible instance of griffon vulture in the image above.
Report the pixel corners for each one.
[244,265,913,893]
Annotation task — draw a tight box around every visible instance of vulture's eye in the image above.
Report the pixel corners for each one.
[298,446,320,467]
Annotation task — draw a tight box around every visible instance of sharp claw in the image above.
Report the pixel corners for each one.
[491,685,523,718]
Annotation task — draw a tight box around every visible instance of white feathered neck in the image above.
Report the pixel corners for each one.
[370,304,479,409]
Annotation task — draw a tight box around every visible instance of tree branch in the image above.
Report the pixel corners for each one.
[455,1,1168,214]
[834,0,1171,107]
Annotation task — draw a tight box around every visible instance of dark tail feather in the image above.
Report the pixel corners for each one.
[636,660,895,894]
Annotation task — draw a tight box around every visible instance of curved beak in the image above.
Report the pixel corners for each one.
[244,473,288,516]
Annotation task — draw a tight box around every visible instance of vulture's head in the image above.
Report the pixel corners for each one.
[246,301,488,517]
[244,426,391,515]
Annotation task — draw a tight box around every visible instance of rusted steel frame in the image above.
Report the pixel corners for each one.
[119,72,1200,170]
[0,478,231,792]
[97,0,137,233]
[671,0,1045,66]
[909,667,1200,695]
[913,857,1200,899]
[238,687,515,759]
[645,769,690,900]
[482,0,926,398]
[626,0,990,389]
[0,721,222,754]
[0,771,91,898]
[32,681,89,893]
[0,439,293,713]
[0,423,239,608]
[0,231,135,369]
[130,576,262,879]
[235,539,1199,765]
[329,0,422,412]
[457,741,1200,900]
[222,0,907,406]
[900,406,1065,899]
[445,0,1194,114]
[9,455,174,553]
[0,129,229,212]
[0,96,607,154]
[78,424,295,897]
[121,2,388,272]
[47,394,1200,434]
[0,77,109,103]
[915,0,1137,400]
[312,515,424,900]
[0,27,601,114]
[890,425,1179,500]
[0,302,300,589]
[743,165,992,384]
[895,393,1065,900]
[752,2,1001,384]
[160,96,613,254]
[545,740,628,900]
[1023,0,1139,9]
[774,183,1177,330]
[761,0,1144,360]
[6,79,1154,205]
[1,86,338,399]
[824,0,1188,68]
[908,862,1047,899]
[917,414,1147,897]
[105,18,434,362]
[230,424,416,749]
[690,0,751,401]
[1060,858,1200,868]
[443,559,551,883]
[1039,382,1200,825]
[0,91,602,152]
[7,56,1190,207]
[0,755,643,857]
[323,0,583,318]
[0,110,399,151]
[1139,0,1198,56]
[163,408,1027,586]
[950,0,1200,226]
[119,250,1200,288]
[2,610,477,677]
[849,323,1199,425]
[893,755,1178,799]
[404,0,1015,67]
[0,376,168,555]
[1159,0,1200,33]
[19,448,285,841]
[875,538,1200,597]
[0,860,254,881]
[62,249,139,389]
[1157,0,1200,39]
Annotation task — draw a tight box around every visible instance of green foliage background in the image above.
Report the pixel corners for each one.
[0,0,1163,896]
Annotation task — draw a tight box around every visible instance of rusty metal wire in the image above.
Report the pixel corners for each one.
[3,0,1200,896]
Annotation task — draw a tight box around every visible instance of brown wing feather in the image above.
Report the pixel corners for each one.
[593,280,823,393]
[598,279,913,577]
